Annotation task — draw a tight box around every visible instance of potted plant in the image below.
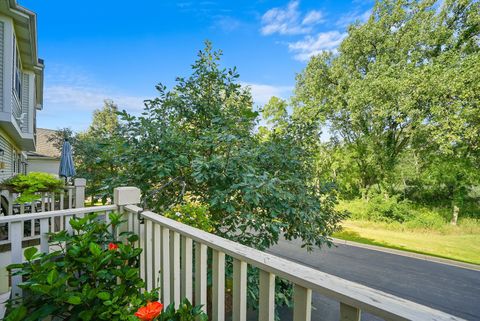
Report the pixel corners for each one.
[0,172,64,203]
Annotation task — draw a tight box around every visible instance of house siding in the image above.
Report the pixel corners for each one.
[0,133,13,181]
[0,21,4,112]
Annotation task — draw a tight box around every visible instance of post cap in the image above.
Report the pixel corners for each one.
[114,187,141,206]
[74,178,87,187]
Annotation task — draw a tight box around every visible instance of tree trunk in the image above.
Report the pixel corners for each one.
[450,203,459,225]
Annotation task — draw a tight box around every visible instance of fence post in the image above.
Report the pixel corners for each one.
[113,187,142,236]
[10,221,23,300]
[74,178,86,208]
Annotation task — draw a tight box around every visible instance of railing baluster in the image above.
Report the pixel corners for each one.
[171,231,181,307]
[139,217,146,284]
[195,242,207,314]
[65,215,73,235]
[128,210,134,234]
[10,221,23,300]
[181,236,193,302]
[293,284,312,321]
[60,191,65,210]
[340,302,361,321]
[30,219,34,237]
[162,226,171,306]
[145,219,154,291]
[212,250,225,321]
[39,218,49,254]
[259,271,275,321]
[232,259,247,321]
[41,192,46,212]
[153,223,161,289]
[105,210,112,234]
[68,188,73,209]
[133,211,139,248]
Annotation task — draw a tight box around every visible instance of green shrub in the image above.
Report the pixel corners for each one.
[338,196,452,227]
[456,218,480,234]
[337,196,476,230]
[163,196,213,232]
[156,299,207,321]
[6,212,145,321]
[404,209,446,230]
[336,198,369,220]
[1,172,64,203]
[363,195,414,223]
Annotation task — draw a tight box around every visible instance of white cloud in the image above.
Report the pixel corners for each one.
[44,64,147,113]
[288,31,346,61]
[302,10,324,26]
[212,16,242,32]
[39,64,150,131]
[336,9,371,27]
[44,85,146,112]
[260,1,324,36]
[241,82,293,106]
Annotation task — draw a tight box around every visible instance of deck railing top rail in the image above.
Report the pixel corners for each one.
[0,205,117,224]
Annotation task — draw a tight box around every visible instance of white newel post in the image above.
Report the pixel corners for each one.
[10,221,23,300]
[113,187,142,236]
[74,178,86,209]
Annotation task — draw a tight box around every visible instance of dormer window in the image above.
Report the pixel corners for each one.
[12,35,22,101]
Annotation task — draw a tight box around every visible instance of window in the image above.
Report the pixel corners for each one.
[17,154,21,174]
[12,152,22,174]
[12,36,21,101]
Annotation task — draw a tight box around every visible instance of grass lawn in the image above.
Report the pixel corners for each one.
[334,220,480,265]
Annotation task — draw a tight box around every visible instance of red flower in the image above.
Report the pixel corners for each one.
[108,243,119,251]
[134,301,164,321]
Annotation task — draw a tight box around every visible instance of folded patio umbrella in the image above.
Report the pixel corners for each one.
[59,139,76,180]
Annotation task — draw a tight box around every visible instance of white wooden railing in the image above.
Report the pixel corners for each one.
[0,178,86,251]
[11,92,22,130]
[0,204,116,298]
[0,187,466,321]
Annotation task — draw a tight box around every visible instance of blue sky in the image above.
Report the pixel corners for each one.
[20,0,373,131]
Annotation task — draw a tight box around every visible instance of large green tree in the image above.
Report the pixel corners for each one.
[115,42,342,250]
[293,0,480,216]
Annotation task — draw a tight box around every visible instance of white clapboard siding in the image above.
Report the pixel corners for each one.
[0,21,4,113]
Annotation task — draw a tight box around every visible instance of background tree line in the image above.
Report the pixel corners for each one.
[283,0,479,225]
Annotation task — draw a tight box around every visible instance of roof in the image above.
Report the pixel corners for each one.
[27,128,60,159]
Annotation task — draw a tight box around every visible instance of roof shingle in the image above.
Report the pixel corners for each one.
[29,128,60,158]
